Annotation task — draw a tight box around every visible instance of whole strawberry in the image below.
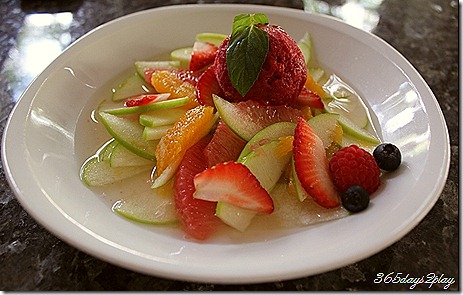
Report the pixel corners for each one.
[329,145,381,195]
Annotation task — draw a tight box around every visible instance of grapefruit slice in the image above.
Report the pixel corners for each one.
[204,120,247,167]
[174,136,219,240]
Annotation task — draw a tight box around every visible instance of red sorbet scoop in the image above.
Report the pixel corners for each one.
[213,24,307,106]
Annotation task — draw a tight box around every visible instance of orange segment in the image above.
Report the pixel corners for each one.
[151,70,199,108]
[276,135,294,158]
[305,71,326,98]
[155,105,216,176]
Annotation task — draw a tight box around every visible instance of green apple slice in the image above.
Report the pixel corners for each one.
[112,72,154,102]
[216,138,293,232]
[110,142,155,167]
[98,139,118,161]
[307,113,342,148]
[213,94,300,141]
[297,31,312,66]
[240,140,293,192]
[215,202,257,232]
[139,108,187,127]
[195,32,227,46]
[81,156,152,186]
[342,133,378,153]
[238,121,296,161]
[291,157,310,202]
[134,60,181,78]
[170,47,192,69]
[337,115,380,145]
[143,125,173,141]
[98,112,158,160]
[101,96,189,115]
[113,180,177,225]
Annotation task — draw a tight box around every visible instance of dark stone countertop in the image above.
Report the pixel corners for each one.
[0,0,458,291]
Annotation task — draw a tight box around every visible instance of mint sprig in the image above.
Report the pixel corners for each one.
[226,14,269,97]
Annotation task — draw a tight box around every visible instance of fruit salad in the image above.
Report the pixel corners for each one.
[80,13,401,241]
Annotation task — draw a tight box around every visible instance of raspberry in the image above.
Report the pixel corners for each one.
[329,145,381,195]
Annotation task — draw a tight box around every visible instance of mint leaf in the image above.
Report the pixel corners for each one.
[226,14,269,97]
[231,13,269,35]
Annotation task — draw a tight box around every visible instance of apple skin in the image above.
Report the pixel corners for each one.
[102,96,188,115]
[336,115,380,145]
[98,111,158,160]
[112,72,153,102]
[216,134,293,232]
[134,60,181,78]
[139,108,186,127]
[113,180,178,225]
[238,121,296,161]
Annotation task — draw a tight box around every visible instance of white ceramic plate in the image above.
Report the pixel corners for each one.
[2,4,450,283]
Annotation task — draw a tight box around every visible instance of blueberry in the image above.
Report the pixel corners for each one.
[373,143,401,171]
[341,185,370,213]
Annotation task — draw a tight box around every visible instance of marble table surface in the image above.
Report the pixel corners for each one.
[0,0,458,291]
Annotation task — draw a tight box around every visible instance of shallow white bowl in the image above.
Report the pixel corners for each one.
[1,4,450,283]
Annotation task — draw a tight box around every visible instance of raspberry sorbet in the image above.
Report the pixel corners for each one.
[213,24,307,106]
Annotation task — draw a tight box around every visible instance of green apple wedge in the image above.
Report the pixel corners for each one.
[337,114,380,145]
[134,60,181,78]
[143,125,173,141]
[101,96,189,115]
[139,108,187,127]
[170,47,192,69]
[290,157,310,202]
[113,180,178,225]
[195,32,227,46]
[81,140,152,186]
[307,113,343,149]
[98,111,158,160]
[110,141,155,167]
[213,94,300,141]
[216,134,293,232]
[297,31,312,66]
[112,72,154,102]
[238,121,296,161]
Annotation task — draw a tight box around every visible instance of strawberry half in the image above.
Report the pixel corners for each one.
[195,65,223,106]
[193,162,274,214]
[189,41,218,72]
[124,93,170,107]
[293,117,340,208]
[292,87,324,109]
